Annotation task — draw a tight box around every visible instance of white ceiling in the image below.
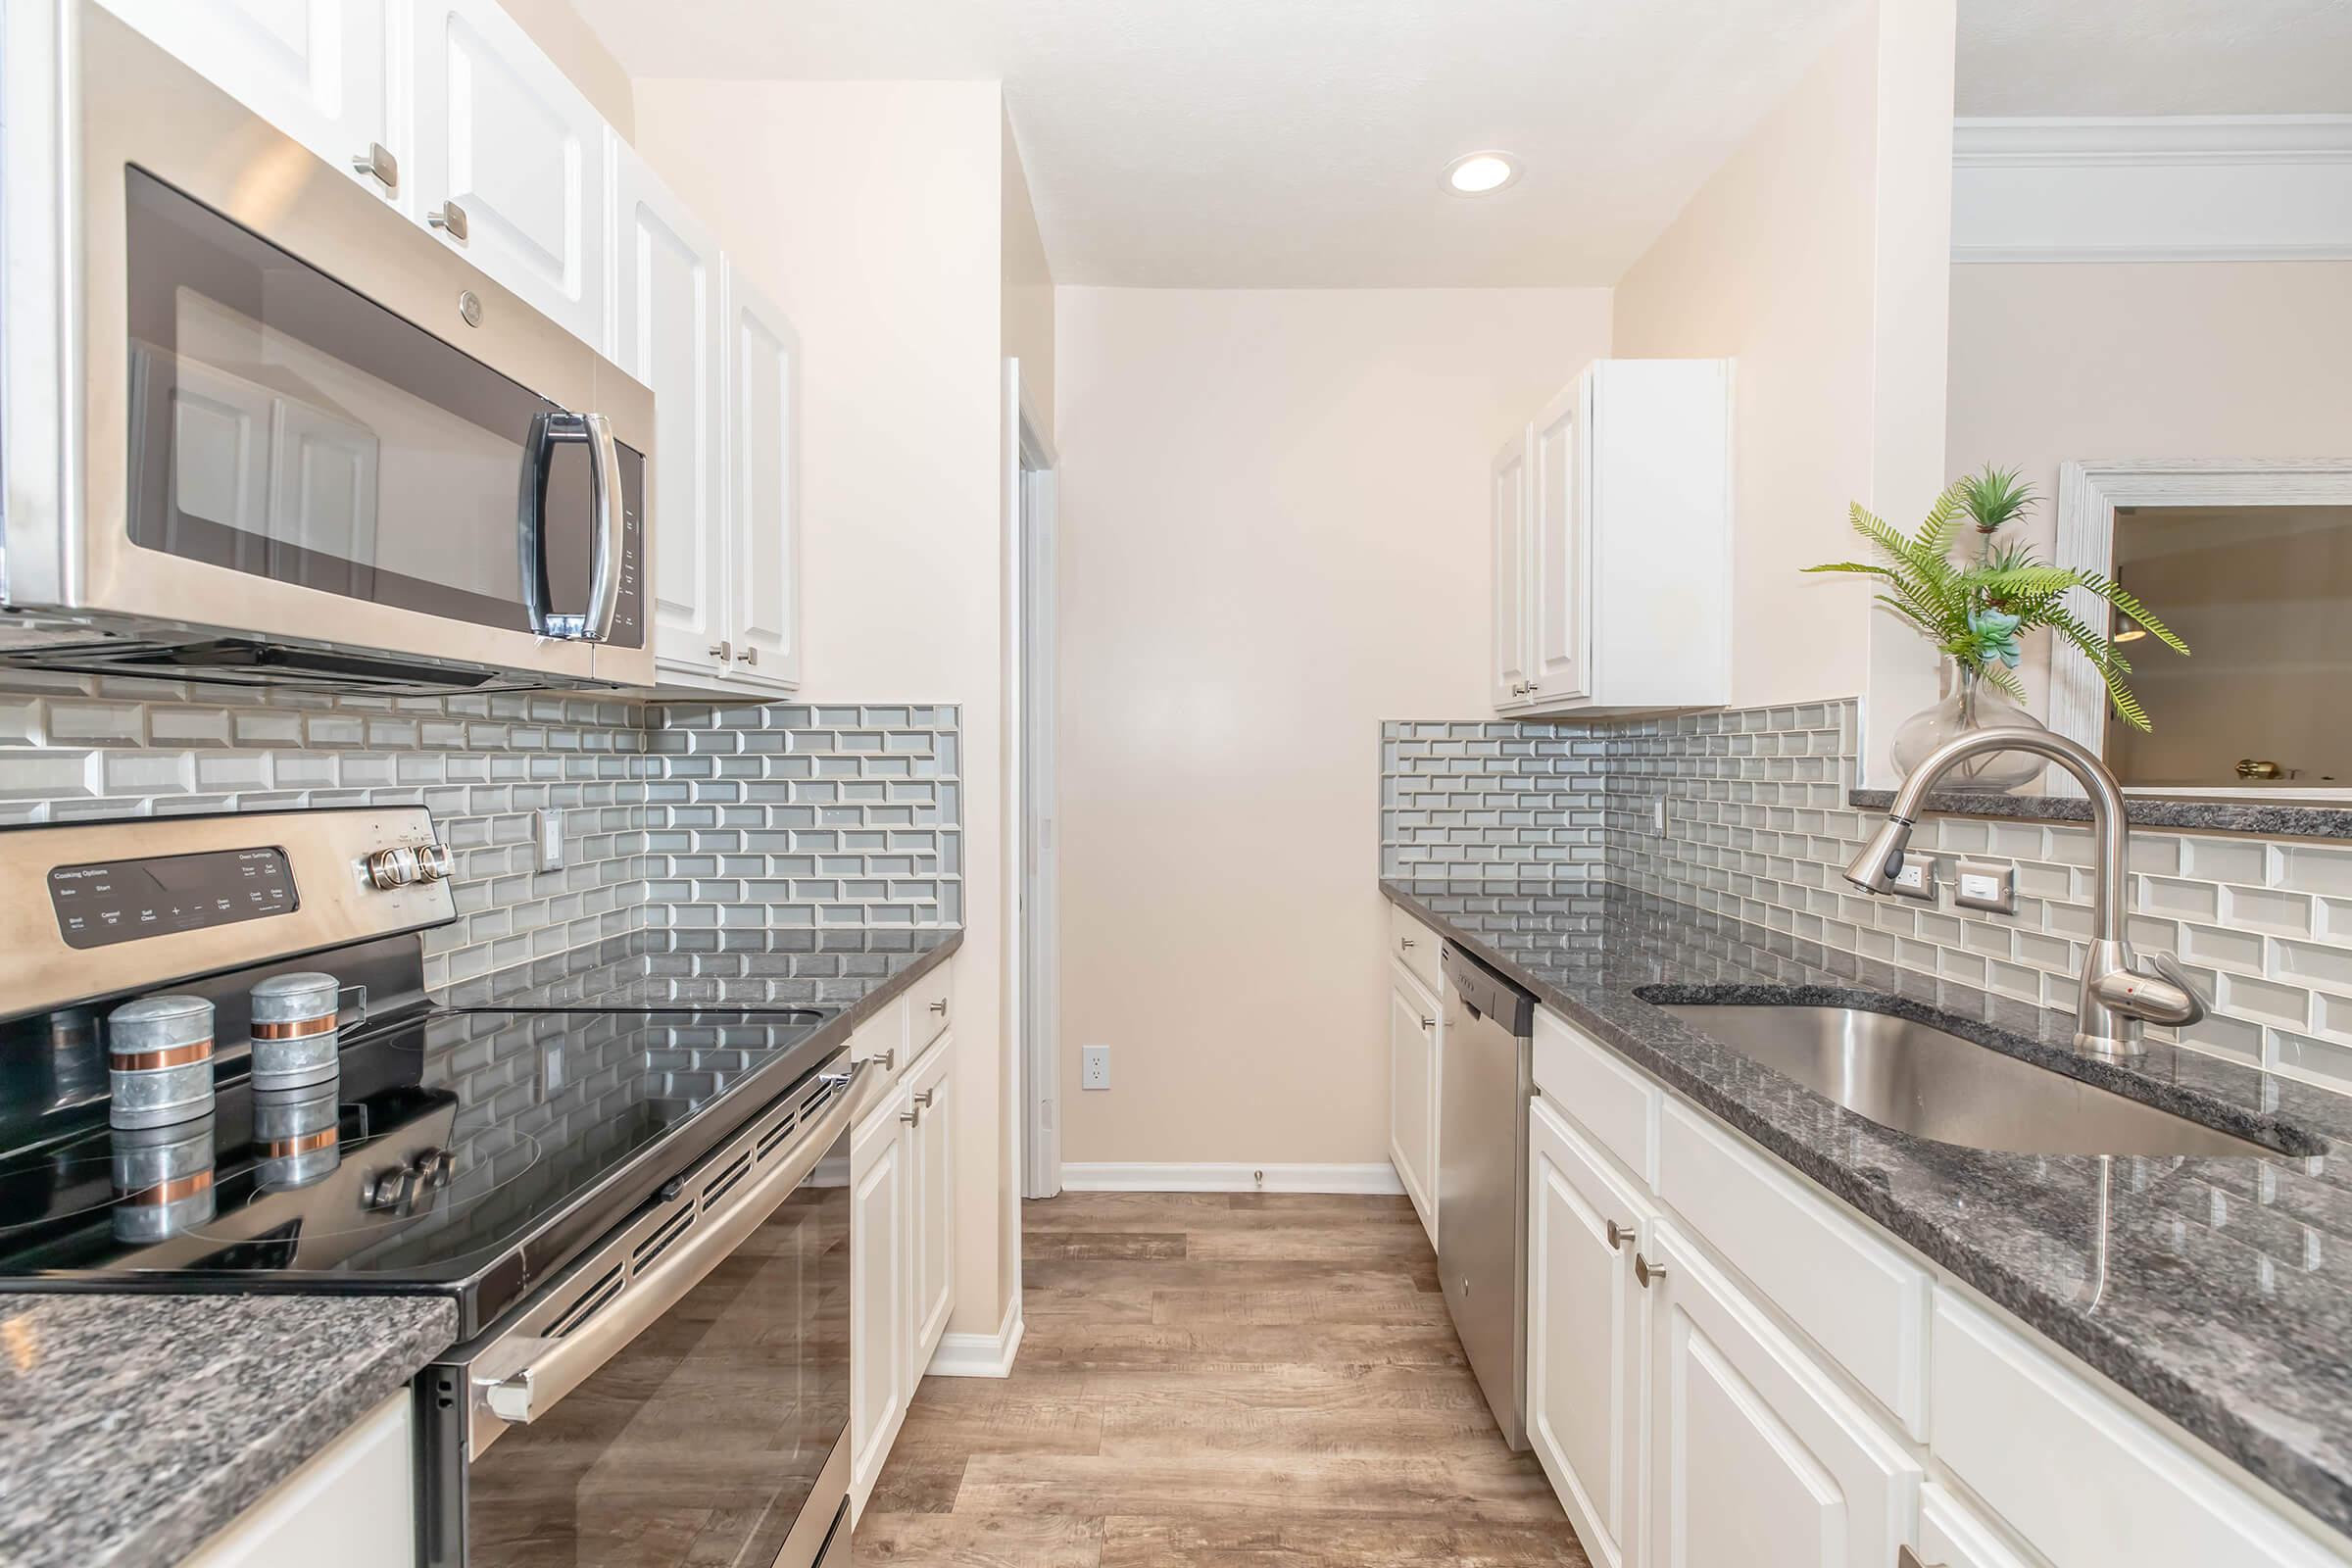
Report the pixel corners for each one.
[1957,0,2352,116]
[571,0,1865,288]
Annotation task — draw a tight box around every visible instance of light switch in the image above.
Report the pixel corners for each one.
[534,808,564,872]
[1955,858,2016,914]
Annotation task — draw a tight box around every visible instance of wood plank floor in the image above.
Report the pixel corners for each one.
[854,1192,1592,1567]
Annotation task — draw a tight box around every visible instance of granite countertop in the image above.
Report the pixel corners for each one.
[1382,877,2352,1537]
[1850,786,2352,841]
[0,1294,455,1568]
[0,924,962,1567]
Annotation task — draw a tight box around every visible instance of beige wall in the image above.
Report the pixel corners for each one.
[1053,285,1612,1165]
[1945,260,2352,724]
[1002,115,1054,440]
[1610,0,1955,772]
[633,77,1016,1337]
[504,0,634,139]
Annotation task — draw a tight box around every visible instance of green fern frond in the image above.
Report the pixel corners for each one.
[2044,610,2150,730]
[1976,661,2029,703]
[2074,572,2190,656]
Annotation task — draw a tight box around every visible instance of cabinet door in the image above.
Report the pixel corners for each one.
[1492,430,1534,710]
[1527,378,1590,704]
[410,0,609,347]
[906,1037,956,1376]
[722,261,803,688]
[1388,970,1438,1241]
[97,0,400,208]
[850,1091,910,1509]
[182,1390,414,1566]
[1647,1221,1919,1568]
[1528,1094,1647,1568]
[612,143,729,684]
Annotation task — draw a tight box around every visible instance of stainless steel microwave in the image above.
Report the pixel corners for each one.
[0,3,655,691]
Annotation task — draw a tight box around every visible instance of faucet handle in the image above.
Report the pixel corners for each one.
[2092,951,2207,1028]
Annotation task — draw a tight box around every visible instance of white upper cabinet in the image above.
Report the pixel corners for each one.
[722,260,804,689]
[1527,381,1588,705]
[97,0,402,208]
[1492,433,1534,709]
[1494,359,1732,717]
[611,140,728,683]
[409,0,609,348]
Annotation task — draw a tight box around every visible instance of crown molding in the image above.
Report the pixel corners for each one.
[1954,115,2352,169]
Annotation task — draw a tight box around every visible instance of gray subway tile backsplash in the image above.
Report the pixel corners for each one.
[1385,697,2352,1097]
[0,674,959,997]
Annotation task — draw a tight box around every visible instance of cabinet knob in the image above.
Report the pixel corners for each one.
[929,999,948,1015]
[1399,937,1416,950]
[427,202,469,242]
[900,1107,921,1126]
[1634,1252,1666,1289]
[351,142,399,192]
[1606,1220,1632,1250]
[872,1048,896,1071]
[709,640,732,662]
[1420,1015,1436,1031]
[1897,1549,1942,1568]
[735,646,759,665]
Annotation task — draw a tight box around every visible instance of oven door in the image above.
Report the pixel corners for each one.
[419,1059,864,1568]
[46,5,654,685]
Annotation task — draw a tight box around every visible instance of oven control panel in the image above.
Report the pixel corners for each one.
[48,847,297,950]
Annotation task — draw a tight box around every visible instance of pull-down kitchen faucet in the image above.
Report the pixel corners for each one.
[1842,726,2205,1057]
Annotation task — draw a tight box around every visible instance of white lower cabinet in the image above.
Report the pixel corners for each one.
[850,1075,910,1512]
[849,1026,959,1518]
[1387,963,1440,1242]
[1646,1218,1920,1568]
[182,1389,414,1567]
[1516,985,2352,1568]
[1528,1093,1650,1568]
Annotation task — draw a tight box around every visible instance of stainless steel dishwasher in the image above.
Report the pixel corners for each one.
[1438,942,1536,1451]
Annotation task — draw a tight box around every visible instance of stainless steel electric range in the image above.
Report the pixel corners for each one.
[0,808,863,1568]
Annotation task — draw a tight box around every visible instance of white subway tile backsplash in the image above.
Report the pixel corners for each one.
[0,674,960,994]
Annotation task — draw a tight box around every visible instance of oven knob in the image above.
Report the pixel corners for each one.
[365,846,421,890]
[416,844,454,884]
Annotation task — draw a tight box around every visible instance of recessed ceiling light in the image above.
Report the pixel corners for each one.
[1444,151,1521,195]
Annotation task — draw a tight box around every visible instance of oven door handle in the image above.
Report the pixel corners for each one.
[515,411,622,642]
[474,1059,870,1429]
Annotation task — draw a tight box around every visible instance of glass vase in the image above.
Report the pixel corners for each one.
[1888,662,2050,793]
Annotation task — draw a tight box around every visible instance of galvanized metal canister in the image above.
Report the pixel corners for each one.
[252,1080,342,1189]
[106,994,216,1129]
[248,972,341,1089]
[110,1113,217,1242]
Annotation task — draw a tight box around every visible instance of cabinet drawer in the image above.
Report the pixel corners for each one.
[1921,1482,2043,1568]
[851,993,912,1079]
[1390,906,1443,994]
[910,957,954,1053]
[1656,1098,1929,1437]
[1931,1294,2344,1568]
[1533,1006,1656,1182]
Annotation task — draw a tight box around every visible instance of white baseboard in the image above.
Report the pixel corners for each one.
[924,1296,1024,1379]
[1057,1161,1406,1196]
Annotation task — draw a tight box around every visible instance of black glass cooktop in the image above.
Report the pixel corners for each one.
[0,1004,837,1333]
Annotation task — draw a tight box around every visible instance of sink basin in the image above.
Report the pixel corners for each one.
[1653,1004,2272,1159]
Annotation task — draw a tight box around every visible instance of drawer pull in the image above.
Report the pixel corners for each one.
[912,1089,934,1108]
[900,1107,921,1126]
[1400,938,1416,950]
[352,142,399,191]
[1606,1220,1632,1250]
[873,1048,896,1071]
[1634,1253,1666,1289]
[929,999,948,1015]
[1420,1015,1436,1031]
[427,202,469,242]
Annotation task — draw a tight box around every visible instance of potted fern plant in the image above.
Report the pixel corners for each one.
[1807,466,2188,791]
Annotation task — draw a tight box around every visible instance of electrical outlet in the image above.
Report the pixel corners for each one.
[1889,854,1936,903]
[1081,1045,1111,1091]
[534,808,564,872]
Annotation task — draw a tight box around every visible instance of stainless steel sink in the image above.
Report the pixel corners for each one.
[1654,1004,2271,1158]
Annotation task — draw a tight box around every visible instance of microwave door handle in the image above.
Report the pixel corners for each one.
[579,412,624,643]
[517,411,593,638]
[472,1058,871,1430]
